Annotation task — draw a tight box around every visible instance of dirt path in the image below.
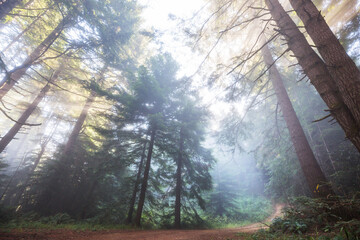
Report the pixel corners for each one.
[0,204,284,240]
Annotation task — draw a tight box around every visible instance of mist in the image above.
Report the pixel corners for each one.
[0,0,360,239]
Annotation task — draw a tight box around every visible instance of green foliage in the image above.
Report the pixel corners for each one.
[0,204,15,224]
[271,217,308,234]
[0,212,132,231]
[269,196,360,236]
[206,196,272,228]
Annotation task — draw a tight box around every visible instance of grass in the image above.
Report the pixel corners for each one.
[206,196,273,229]
[211,220,253,229]
[0,221,135,232]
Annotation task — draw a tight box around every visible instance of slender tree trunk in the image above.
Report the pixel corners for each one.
[0,0,22,21]
[2,8,49,53]
[134,128,156,227]
[63,91,95,156]
[174,127,184,229]
[265,0,360,152]
[315,123,337,172]
[126,141,147,224]
[261,43,334,197]
[289,0,360,126]
[0,151,29,201]
[293,93,325,172]
[15,119,60,207]
[32,140,49,171]
[0,15,69,99]
[0,68,61,153]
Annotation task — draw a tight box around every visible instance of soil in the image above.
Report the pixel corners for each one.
[0,204,284,240]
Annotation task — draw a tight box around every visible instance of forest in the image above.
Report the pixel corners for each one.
[0,0,360,239]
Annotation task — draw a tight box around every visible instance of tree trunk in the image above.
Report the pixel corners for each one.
[265,0,360,152]
[315,123,337,173]
[126,141,147,224]
[0,151,28,201]
[63,91,95,156]
[289,0,360,126]
[15,119,60,207]
[261,43,334,197]
[174,127,184,229]
[2,8,49,53]
[134,128,156,227]
[0,68,61,153]
[0,15,69,100]
[0,0,21,21]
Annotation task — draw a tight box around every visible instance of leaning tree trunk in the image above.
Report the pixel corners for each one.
[126,141,147,224]
[261,43,334,197]
[0,15,69,100]
[134,128,156,227]
[265,0,360,152]
[0,0,22,21]
[63,91,95,156]
[0,68,61,153]
[289,0,360,126]
[174,127,184,229]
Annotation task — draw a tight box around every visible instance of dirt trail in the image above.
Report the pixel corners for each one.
[0,204,284,240]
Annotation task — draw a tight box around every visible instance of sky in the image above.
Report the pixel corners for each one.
[140,0,205,30]
[139,0,206,76]
[139,0,236,130]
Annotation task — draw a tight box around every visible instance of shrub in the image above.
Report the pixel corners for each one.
[269,196,360,235]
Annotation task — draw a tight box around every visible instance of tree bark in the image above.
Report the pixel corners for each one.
[134,128,156,227]
[265,0,360,152]
[0,68,62,153]
[289,0,360,126]
[0,0,22,21]
[261,43,334,197]
[174,127,184,229]
[0,15,69,100]
[126,141,147,224]
[63,91,95,156]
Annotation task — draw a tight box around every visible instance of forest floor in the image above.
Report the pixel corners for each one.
[0,204,284,240]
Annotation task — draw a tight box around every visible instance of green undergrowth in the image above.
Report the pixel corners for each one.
[235,195,360,240]
[0,212,133,231]
[207,196,273,229]
[236,229,358,240]
[210,219,253,229]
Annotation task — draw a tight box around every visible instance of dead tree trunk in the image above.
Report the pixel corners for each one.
[265,0,360,152]
[134,128,156,227]
[126,141,147,224]
[0,68,61,153]
[0,15,69,100]
[261,43,334,197]
[289,0,360,126]
[174,127,184,228]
